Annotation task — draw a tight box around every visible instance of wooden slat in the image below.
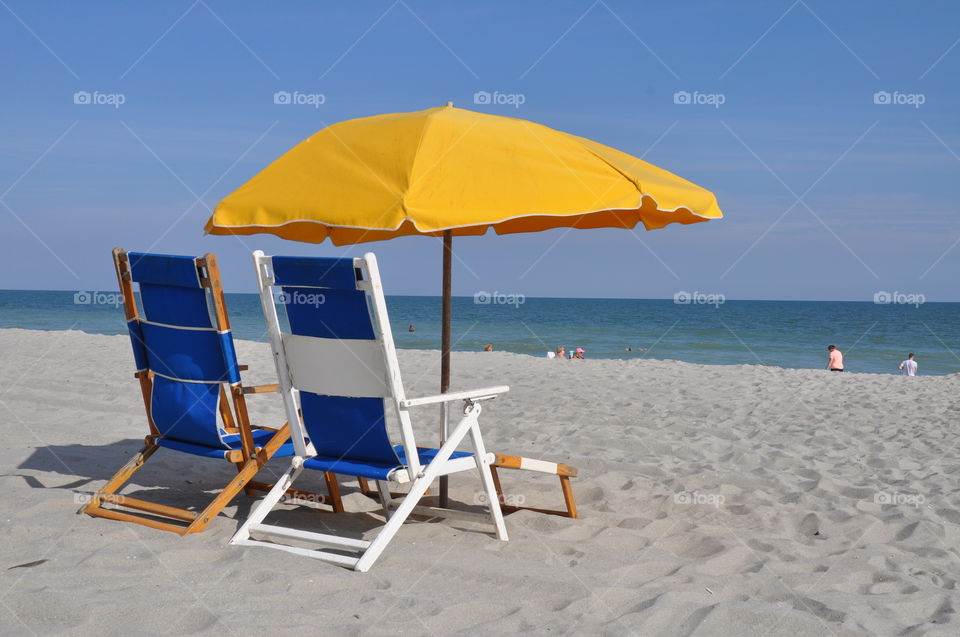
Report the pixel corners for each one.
[241,384,280,395]
[99,494,198,522]
[86,506,188,535]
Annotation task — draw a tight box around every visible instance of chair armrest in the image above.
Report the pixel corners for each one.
[401,386,509,408]
[241,383,281,395]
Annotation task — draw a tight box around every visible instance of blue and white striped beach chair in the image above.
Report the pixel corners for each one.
[82,249,341,535]
[231,251,509,571]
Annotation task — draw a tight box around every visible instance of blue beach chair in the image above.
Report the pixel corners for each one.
[82,249,342,535]
[231,251,509,571]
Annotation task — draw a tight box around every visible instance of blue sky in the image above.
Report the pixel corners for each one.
[1,1,959,300]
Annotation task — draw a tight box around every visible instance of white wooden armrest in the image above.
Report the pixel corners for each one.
[400,386,509,408]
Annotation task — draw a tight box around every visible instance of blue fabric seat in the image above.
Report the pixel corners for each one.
[124,251,276,456]
[269,255,475,481]
[304,447,473,481]
[157,428,295,460]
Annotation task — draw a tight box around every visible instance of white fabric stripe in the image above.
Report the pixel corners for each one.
[281,333,389,398]
[149,370,225,385]
[139,319,228,334]
[519,457,559,474]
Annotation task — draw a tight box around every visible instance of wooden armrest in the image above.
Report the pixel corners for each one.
[241,384,280,395]
[238,364,250,371]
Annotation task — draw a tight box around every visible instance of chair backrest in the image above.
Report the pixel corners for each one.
[252,252,420,475]
[116,249,241,449]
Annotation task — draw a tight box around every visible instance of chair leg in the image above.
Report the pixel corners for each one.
[83,441,160,516]
[358,476,372,496]
[355,406,485,572]
[231,462,304,544]
[468,422,508,540]
[559,476,578,519]
[238,461,257,497]
[187,454,273,534]
[375,481,392,519]
[324,472,344,513]
[490,465,505,508]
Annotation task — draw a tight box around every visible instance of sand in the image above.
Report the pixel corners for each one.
[1,327,958,636]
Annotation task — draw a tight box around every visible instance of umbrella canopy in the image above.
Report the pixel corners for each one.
[205,105,721,243]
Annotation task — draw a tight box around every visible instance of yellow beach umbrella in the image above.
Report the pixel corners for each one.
[207,105,721,244]
[205,104,722,504]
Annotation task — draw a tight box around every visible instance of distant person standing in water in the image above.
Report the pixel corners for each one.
[408,325,416,332]
[826,345,844,372]
[899,353,918,376]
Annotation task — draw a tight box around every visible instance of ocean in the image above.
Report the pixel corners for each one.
[1,290,958,375]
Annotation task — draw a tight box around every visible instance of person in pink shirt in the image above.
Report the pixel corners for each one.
[826,345,844,371]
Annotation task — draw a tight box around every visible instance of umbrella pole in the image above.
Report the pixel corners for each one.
[439,230,452,508]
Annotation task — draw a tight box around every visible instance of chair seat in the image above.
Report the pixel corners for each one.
[157,428,293,459]
[303,445,473,481]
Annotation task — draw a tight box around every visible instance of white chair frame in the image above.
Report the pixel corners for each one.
[230,251,508,571]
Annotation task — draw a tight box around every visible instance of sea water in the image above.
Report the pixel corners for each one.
[1,290,957,375]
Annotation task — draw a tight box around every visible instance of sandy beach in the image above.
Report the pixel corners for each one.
[2,326,958,636]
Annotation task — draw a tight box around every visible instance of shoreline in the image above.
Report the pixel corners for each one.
[3,327,955,378]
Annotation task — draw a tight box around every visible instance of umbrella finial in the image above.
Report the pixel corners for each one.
[446,100,454,107]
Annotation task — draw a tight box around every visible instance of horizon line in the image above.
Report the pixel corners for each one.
[1,288,956,304]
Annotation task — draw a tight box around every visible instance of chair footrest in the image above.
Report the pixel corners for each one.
[493,454,577,477]
[249,523,370,550]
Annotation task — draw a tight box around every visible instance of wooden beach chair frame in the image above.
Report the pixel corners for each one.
[82,248,341,535]
[230,251,509,571]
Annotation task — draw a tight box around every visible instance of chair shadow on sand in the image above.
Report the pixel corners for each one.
[14,439,328,519]
[14,440,462,537]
